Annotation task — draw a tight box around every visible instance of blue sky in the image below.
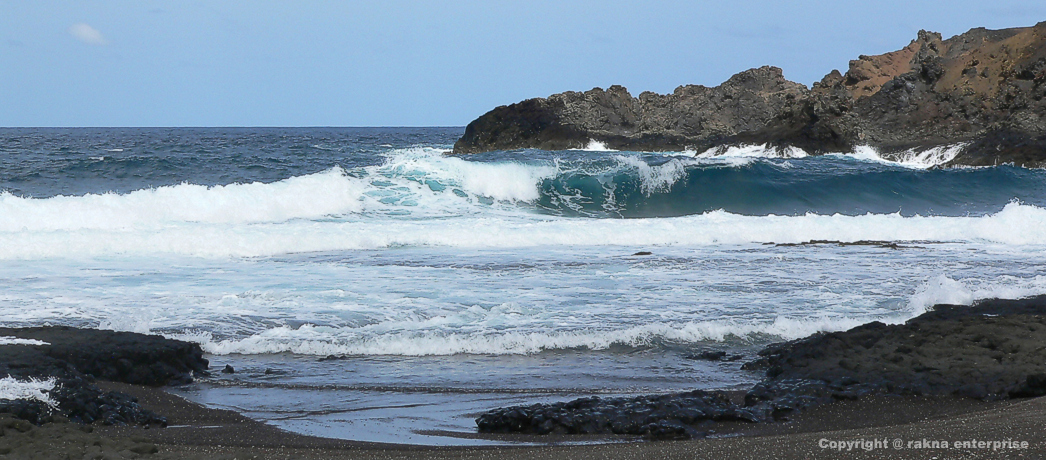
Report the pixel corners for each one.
[1,1,1043,127]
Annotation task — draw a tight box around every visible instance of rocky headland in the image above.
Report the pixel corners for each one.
[454,23,1046,167]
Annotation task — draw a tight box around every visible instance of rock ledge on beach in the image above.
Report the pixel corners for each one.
[0,327,209,426]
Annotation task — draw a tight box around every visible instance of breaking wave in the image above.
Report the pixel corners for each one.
[2,202,1046,258]
[1,147,1046,258]
[165,274,1046,356]
[173,317,871,356]
[696,143,967,169]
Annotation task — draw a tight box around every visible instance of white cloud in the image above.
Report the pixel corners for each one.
[68,23,108,46]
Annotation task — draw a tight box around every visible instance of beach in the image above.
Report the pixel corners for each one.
[4,382,1044,459]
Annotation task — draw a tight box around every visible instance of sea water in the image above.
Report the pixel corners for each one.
[2,127,1046,444]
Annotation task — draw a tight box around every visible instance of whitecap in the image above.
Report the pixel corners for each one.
[570,139,618,152]
[0,336,49,346]
[833,144,967,169]
[696,144,809,159]
[0,376,58,407]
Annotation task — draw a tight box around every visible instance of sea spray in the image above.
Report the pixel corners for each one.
[0,376,58,407]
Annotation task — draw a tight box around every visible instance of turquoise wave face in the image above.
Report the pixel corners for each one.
[4,128,1046,222]
[531,157,1046,218]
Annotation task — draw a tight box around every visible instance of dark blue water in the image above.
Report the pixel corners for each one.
[0,127,461,197]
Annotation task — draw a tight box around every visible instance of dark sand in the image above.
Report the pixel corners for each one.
[4,381,1042,459]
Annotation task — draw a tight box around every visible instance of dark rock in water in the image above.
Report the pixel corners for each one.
[774,240,920,250]
[318,354,347,361]
[221,364,235,374]
[689,351,727,361]
[747,295,1046,401]
[0,326,209,387]
[477,295,1046,439]
[683,351,743,362]
[632,251,653,256]
[455,66,807,154]
[455,22,1046,167]
[0,327,207,426]
[476,391,759,440]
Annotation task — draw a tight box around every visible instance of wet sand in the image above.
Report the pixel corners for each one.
[4,381,1041,459]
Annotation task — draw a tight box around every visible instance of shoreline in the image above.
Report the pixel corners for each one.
[6,295,1046,457]
[5,382,1044,459]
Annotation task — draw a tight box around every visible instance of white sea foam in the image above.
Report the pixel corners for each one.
[0,376,58,407]
[152,272,1046,357]
[0,167,370,231]
[99,313,154,334]
[172,315,873,356]
[696,144,809,159]
[0,336,49,346]
[835,144,966,169]
[571,139,617,152]
[904,274,1046,317]
[375,147,556,202]
[613,155,689,195]
[1,146,1044,259]
[693,143,964,169]
[0,148,557,233]
[1,202,1045,259]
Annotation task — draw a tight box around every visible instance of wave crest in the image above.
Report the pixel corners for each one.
[158,274,1046,357]
[1,202,1046,258]
[171,316,871,356]
[0,167,368,231]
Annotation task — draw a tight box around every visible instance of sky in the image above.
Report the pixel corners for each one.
[1,1,1044,127]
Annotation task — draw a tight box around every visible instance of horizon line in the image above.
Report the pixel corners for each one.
[0,126,467,129]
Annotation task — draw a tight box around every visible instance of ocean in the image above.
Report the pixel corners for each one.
[2,127,1046,445]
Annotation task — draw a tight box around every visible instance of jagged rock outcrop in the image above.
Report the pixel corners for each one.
[454,22,1046,167]
[0,327,209,426]
[454,66,809,154]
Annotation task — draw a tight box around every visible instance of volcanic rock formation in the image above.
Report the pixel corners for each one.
[454,23,1046,167]
[0,327,209,426]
